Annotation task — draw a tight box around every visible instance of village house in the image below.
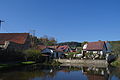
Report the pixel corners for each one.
[0,33,31,51]
[40,46,64,59]
[57,45,71,53]
[82,41,112,59]
[39,45,72,59]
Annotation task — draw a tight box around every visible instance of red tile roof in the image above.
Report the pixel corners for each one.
[47,46,58,49]
[85,41,106,50]
[37,45,46,50]
[57,45,69,51]
[0,33,29,45]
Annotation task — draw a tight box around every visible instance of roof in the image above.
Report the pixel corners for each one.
[84,41,106,50]
[37,45,46,50]
[47,46,58,49]
[57,45,69,52]
[0,33,29,45]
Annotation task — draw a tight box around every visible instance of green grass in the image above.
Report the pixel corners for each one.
[0,64,8,68]
[21,61,35,64]
[0,61,35,69]
[0,64,13,68]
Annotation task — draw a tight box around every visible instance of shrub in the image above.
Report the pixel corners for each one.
[85,52,100,59]
[23,49,41,62]
[111,57,120,66]
[67,52,77,59]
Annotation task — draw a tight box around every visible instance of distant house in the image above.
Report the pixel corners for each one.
[36,45,47,50]
[40,45,76,59]
[82,41,112,59]
[0,33,31,50]
[71,48,78,52]
[57,45,71,53]
[41,47,65,59]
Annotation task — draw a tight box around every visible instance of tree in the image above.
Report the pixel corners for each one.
[23,49,41,62]
[39,35,57,46]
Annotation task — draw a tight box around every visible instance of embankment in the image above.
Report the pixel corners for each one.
[54,59,108,67]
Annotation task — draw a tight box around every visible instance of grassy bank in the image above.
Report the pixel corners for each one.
[0,61,36,69]
[111,57,120,67]
[0,60,61,69]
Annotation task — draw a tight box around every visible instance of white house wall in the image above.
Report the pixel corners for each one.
[83,44,87,50]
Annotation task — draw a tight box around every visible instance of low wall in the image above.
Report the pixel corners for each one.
[54,59,108,67]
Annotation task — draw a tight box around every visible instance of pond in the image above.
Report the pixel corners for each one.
[0,64,120,80]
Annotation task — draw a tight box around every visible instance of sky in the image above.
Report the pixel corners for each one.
[0,0,120,42]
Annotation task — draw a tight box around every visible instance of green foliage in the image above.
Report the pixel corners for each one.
[21,61,35,64]
[23,49,41,61]
[85,52,100,59]
[67,52,76,59]
[0,64,8,68]
[77,47,82,53]
[111,57,120,67]
[110,41,120,55]
[39,35,57,46]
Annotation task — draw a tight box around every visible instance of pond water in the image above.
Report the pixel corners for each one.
[0,64,120,80]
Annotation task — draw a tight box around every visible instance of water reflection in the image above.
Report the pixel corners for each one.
[0,64,119,80]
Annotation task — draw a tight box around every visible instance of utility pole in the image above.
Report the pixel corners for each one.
[0,20,5,29]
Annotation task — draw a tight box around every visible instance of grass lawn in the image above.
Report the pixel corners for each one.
[21,61,35,64]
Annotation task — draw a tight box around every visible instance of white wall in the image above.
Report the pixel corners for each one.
[83,44,87,49]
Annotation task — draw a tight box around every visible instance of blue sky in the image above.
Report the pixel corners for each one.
[0,0,120,42]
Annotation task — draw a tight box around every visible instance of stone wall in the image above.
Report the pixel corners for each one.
[54,59,108,67]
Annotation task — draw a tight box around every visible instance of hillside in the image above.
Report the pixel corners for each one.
[58,41,81,47]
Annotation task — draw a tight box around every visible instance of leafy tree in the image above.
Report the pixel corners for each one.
[23,49,41,62]
[110,41,120,55]
[39,35,57,46]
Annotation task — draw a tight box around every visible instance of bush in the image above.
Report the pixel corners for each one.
[67,52,77,59]
[23,49,41,62]
[111,57,120,66]
[85,52,100,59]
